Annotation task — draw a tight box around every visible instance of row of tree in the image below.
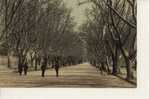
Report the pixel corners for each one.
[0,0,84,76]
[80,0,136,80]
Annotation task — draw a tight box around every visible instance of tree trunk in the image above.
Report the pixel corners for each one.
[112,49,118,76]
[7,52,11,68]
[119,45,133,80]
[106,57,111,74]
[30,56,34,67]
[34,58,38,71]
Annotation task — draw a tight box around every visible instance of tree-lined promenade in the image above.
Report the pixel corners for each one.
[0,0,136,87]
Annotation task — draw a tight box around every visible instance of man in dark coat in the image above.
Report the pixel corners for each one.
[41,57,47,77]
[41,64,46,77]
[24,62,28,75]
[54,59,60,77]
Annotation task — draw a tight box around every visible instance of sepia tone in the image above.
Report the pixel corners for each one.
[0,0,136,87]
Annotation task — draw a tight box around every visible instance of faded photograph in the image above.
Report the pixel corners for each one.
[0,0,136,87]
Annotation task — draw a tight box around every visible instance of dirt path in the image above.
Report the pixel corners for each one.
[0,63,136,88]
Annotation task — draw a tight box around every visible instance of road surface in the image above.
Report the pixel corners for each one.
[0,63,136,88]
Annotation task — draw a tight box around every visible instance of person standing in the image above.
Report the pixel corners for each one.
[41,57,47,77]
[41,64,46,77]
[54,58,60,77]
[24,61,28,75]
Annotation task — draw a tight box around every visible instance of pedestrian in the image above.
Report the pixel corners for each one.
[54,59,60,77]
[41,63,46,77]
[24,62,28,75]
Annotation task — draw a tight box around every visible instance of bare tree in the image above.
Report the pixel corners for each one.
[80,0,136,80]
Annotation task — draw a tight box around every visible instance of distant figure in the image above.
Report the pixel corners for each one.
[41,64,46,77]
[24,62,28,75]
[54,59,60,77]
[41,58,47,77]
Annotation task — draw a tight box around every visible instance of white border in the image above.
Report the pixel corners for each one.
[0,0,149,99]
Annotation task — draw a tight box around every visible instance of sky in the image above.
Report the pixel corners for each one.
[63,0,92,31]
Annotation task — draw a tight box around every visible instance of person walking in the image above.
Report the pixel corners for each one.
[54,58,60,77]
[41,64,46,77]
[41,57,47,77]
[24,62,28,75]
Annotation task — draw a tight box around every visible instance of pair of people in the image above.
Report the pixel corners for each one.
[41,58,60,77]
[18,62,28,76]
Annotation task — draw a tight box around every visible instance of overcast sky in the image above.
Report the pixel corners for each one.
[63,0,92,31]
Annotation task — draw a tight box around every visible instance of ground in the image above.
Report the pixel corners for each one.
[0,63,136,88]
